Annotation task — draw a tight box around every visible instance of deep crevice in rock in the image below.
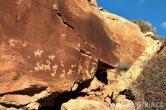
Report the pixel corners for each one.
[0,103,23,109]
[95,60,114,85]
[0,87,47,97]
[38,91,87,110]
[56,12,75,30]
[119,89,136,101]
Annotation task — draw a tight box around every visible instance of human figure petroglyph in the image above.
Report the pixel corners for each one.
[48,55,55,61]
[8,39,17,48]
[34,49,44,58]
[60,61,64,67]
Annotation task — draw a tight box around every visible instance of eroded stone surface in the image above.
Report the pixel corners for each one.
[61,96,110,110]
[100,10,155,63]
[0,0,158,109]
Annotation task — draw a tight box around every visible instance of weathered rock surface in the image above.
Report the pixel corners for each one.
[0,0,158,109]
[61,96,110,110]
[100,10,155,63]
[0,0,121,96]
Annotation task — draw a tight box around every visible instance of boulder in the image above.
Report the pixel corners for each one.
[61,96,110,110]
[100,10,155,63]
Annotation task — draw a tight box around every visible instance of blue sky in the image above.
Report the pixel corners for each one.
[97,0,166,38]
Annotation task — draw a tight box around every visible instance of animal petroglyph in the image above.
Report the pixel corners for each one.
[51,72,56,77]
[34,49,44,58]
[34,60,51,72]
[52,64,58,72]
[34,66,40,72]
[43,60,51,71]
[60,70,66,79]
[48,55,55,61]
[67,69,72,77]
[34,62,42,72]
[36,62,44,71]
[51,64,58,77]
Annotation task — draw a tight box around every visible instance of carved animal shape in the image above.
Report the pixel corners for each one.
[67,69,72,77]
[52,64,58,72]
[34,66,40,72]
[34,62,43,72]
[60,70,66,79]
[51,72,56,77]
[48,55,55,61]
[34,49,44,58]
[43,60,51,71]
[39,64,45,71]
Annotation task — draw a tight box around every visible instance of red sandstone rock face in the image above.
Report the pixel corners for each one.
[0,0,119,98]
[0,0,155,109]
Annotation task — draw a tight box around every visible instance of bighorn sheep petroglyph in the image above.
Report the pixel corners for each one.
[48,55,55,61]
[34,66,40,72]
[67,69,72,77]
[34,49,44,58]
[52,64,58,72]
[60,70,66,79]
[43,60,51,71]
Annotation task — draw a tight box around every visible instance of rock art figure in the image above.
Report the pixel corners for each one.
[8,39,17,48]
[60,70,66,79]
[48,55,55,61]
[67,69,72,77]
[43,60,51,71]
[34,49,44,58]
